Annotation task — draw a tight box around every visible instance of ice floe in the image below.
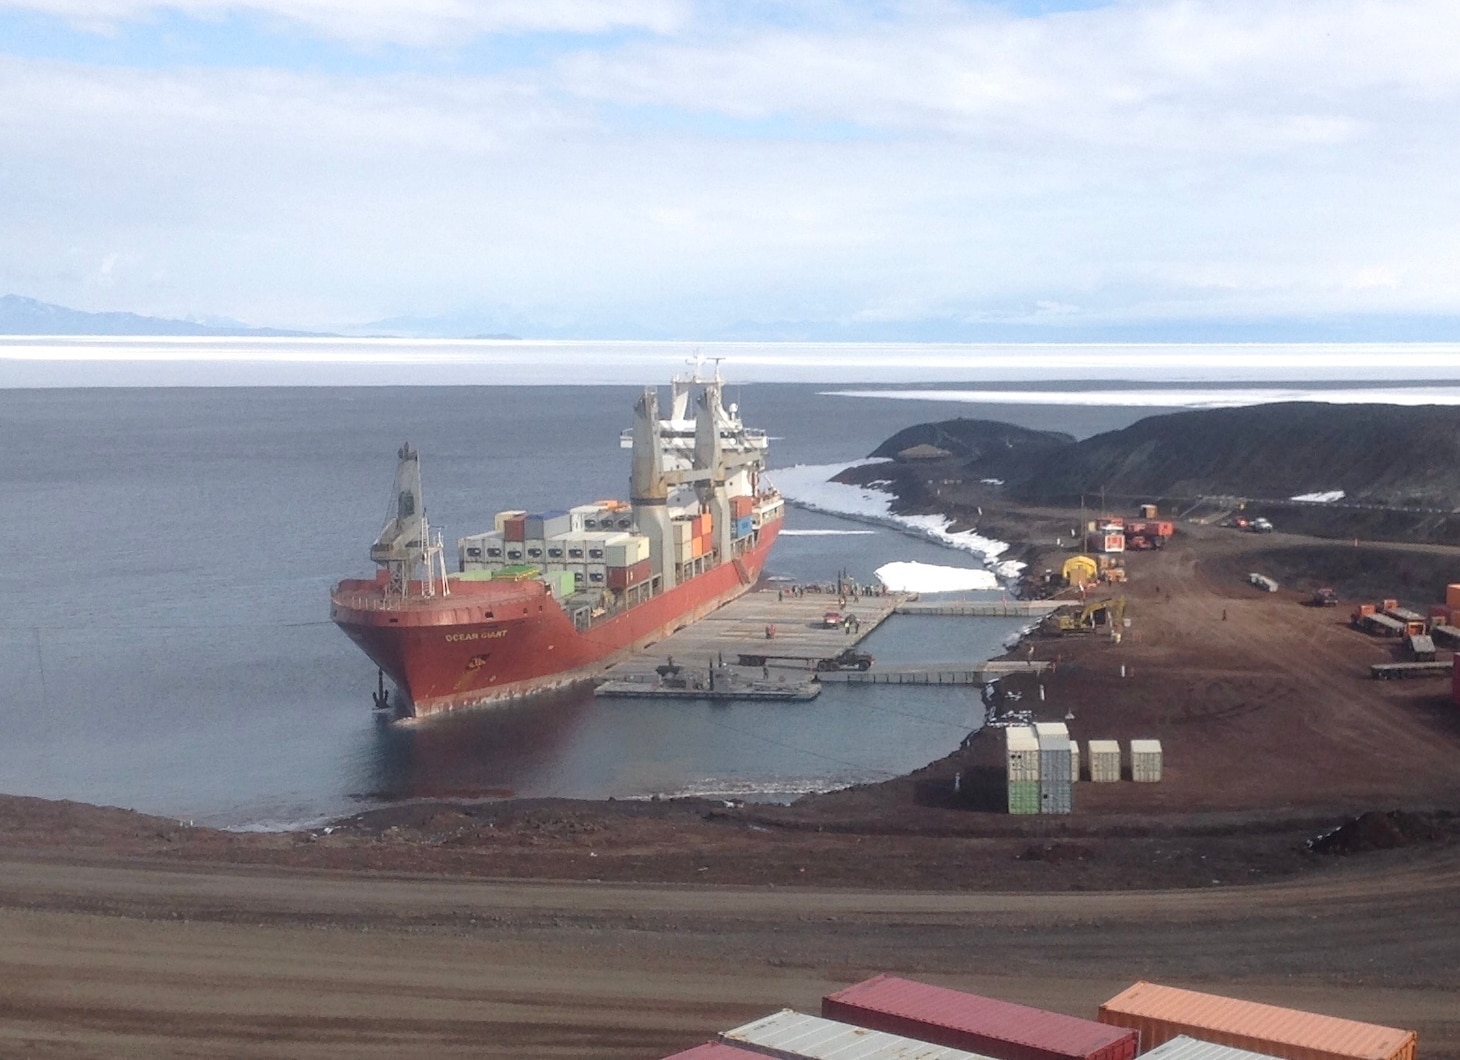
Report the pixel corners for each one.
[874,560,999,593]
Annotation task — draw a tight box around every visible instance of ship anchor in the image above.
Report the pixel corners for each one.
[371,669,391,711]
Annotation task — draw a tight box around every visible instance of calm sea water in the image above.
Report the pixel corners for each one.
[0,384,1163,827]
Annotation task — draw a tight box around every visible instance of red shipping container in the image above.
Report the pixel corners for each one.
[607,558,651,590]
[503,516,526,542]
[660,1043,765,1060]
[731,494,755,519]
[823,976,1138,1060]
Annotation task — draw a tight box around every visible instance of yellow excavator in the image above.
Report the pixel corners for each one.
[1043,596,1127,635]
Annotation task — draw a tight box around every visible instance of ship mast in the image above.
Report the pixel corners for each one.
[369,443,449,598]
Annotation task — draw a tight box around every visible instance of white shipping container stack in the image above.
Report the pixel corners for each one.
[1034,722,1078,782]
[1004,726,1040,782]
[1038,733,1073,814]
[1130,739,1163,782]
[721,1009,992,1060]
[1087,739,1122,782]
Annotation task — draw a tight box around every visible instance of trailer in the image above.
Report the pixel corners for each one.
[1371,661,1451,680]
[736,648,874,672]
[1353,611,1407,637]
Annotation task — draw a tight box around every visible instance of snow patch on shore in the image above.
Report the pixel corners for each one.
[875,560,999,593]
[769,460,1024,578]
[1291,489,1345,502]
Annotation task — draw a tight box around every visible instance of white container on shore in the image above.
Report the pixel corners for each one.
[1130,739,1163,782]
[1005,726,1040,782]
[721,1009,993,1060]
[1088,740,1122,783]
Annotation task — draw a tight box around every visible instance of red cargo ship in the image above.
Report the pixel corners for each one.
[331,367,785,719]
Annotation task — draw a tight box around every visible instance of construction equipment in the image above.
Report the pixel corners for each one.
[1042,596,1126,635]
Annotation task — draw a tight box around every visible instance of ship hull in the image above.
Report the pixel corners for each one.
[332,520,781,718]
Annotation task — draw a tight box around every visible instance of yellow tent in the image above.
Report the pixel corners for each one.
[1062,554,1099,587]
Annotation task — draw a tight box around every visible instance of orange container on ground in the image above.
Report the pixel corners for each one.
[1098,982,1416,1060]
[1446,583,1460,609]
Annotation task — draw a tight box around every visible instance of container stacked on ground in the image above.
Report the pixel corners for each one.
[658,976,1418,1060]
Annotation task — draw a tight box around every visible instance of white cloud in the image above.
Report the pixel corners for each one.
[1,1,1459,330]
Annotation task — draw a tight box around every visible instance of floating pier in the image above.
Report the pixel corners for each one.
[606,588,902,680]
[817,660,1052,685]
[895,600,1072,617]
[595,671,821,700]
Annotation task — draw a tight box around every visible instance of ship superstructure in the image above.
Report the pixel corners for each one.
[330,364,784,718]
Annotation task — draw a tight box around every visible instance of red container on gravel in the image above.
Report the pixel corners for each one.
[823,976,1139,1060]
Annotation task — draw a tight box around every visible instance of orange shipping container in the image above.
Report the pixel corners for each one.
[1446,583,1460,609]
[1098,982,1416,1060]
[691,537,704,558]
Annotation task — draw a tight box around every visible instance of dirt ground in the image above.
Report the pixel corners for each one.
[1,515,1458,1058]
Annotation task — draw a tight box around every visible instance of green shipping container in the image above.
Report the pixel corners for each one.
[1008,780,1040,815]
[544,569,576,598]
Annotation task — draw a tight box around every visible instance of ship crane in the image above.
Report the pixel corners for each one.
[369,443,450,599]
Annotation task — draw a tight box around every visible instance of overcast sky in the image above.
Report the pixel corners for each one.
[2,0,1458,338]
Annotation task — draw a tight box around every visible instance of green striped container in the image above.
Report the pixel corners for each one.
[1007,780,1041,815]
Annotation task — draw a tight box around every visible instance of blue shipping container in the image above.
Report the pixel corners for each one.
[734,516,754,539]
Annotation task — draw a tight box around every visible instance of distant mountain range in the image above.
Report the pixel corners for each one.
[5,292,1457,342]
[0,295,322,337]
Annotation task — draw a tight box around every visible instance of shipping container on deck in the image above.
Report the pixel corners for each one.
[732,494,756,519]
[662,1043,768,1060]
[822,975,1139,1060]
[585,563,607,586]
[1038,734,1072,814]
[1005,726,1040,783]
[722,1009,993,1060]
[525,510,572,539]
[568,503,601,532]
[543,569,576,597]
[607,535,651,568]
[1129,740,1163,782]
[735,516,755,539]
[494,509,527,534]
[1088,740,1121,783]
[459,531,503,570]
[502,515,526,542]
[607,558,652,590]
[1098,982,1416,1060]
[692,537,706,559]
